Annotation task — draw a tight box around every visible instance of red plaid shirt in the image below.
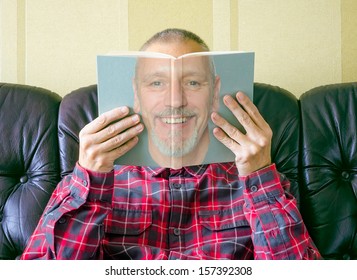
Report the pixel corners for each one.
[21,162,321,260]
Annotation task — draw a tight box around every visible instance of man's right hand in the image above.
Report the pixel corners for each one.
[78,106,144,173]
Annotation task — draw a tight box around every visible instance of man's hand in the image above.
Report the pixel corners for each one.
[211,92,272,176]
[78,106,144,173]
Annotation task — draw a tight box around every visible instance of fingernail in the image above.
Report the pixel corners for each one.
[120,106,128,113]
[132,114,139,122]
[224,95,232,104]
[236,92,244,101]
[211,112,218,119]
[136,123,144,131]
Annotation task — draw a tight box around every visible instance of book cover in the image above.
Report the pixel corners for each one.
[97,51,254,168]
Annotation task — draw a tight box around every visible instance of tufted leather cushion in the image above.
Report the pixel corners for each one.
[300,82,357,259]
[0,83,61,259]
[58,83,300,200]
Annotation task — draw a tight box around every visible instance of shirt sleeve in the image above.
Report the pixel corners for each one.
[21,163,114,260]
[240,163,322,260]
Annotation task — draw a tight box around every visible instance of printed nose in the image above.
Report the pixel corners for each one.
[164,79,187,108]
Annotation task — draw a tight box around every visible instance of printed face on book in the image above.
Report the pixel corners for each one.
[133,40,221,168]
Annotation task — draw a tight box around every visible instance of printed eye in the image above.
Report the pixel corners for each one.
[188,81,200,86]
[151,81,163,87]
[184,80,202,90]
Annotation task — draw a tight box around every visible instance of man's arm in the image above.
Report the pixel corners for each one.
[212,92,321,259]
[240,164,321,259]
[21,164,114,260]
[21,107,143,260]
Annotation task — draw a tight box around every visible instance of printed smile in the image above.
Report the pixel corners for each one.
[161,117,189,124]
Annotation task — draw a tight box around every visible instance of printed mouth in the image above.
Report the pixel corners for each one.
[161,117,189,124]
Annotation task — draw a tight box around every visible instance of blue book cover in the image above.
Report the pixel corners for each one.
[97,51,254,168]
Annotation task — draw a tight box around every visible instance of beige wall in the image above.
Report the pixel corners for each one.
[128,0,213,51]
[342,0,357,83]
[238,0,342,95]
[0,0,355,97]
[0,0,129,96]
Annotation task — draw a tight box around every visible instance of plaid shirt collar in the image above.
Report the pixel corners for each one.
[142,165,209,178]
[116,162,237,179]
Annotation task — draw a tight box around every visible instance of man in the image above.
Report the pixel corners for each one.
[132,46,220,168]
[21,28,321,260]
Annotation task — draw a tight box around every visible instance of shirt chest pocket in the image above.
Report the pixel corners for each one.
[198,205,250,232]
[197,205,252,259]
[104,208,152,235]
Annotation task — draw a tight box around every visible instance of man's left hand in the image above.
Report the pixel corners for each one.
[211,91,272,176]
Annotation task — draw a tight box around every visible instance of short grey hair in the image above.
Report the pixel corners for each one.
[140,28,210,51]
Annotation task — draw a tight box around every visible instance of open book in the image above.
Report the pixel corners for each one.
[97,51,254,168]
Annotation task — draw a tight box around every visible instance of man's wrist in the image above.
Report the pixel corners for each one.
[75,162,114,203]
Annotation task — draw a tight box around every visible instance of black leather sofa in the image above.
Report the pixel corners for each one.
[300,83,357,259]
[0,83,61,259]
[0,81,356,259]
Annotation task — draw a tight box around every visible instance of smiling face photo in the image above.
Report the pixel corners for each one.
[132,46,220,168]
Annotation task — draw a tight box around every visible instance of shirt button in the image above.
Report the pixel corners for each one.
[58,217,67,224]
[172,183,182,189]
[82,180,88,186]
[173,228,181,236]
[250,185,258,193]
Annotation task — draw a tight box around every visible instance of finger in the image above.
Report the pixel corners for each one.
[223,95,259,135]
[81,106,130,135]
[109,136,140,159]
[100,122,144,152]
[95,113,141,143]
[80,135,140,173]
[212,126,242,154]
[211,111,248,145]
[235,92,271,132]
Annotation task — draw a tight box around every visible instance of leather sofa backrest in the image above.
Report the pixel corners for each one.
[58,85,98,178]
[254,83,300,202]
[300,82,357,259]
[58,83,300,200]
[0,83,61,259]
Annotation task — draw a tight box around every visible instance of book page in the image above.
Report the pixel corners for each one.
[97,51,254,168]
